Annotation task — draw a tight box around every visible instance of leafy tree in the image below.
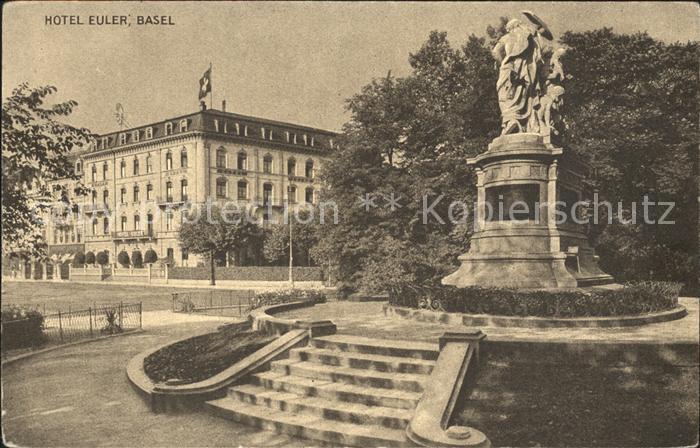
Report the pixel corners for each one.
[263,209,319,266]
[118,251,130,267]
[178,204,263,285]
[144,249,158,264]
[2,83,93,255]
[132,250,143,268]
[96,251,109,266]
[85,251,96,265]
[72,251,85,267]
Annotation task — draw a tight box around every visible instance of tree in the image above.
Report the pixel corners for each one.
[117,251,130,267]
[85,251,96,265]
[72,251,85,267]
[96,251,109,266]
[178,204,263,285]
[263,208,319,266]
[2,83,93,255]
[132,250,143,268]
[144,249,158,264]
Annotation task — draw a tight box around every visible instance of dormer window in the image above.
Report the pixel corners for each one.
[285,131,290,143]
[132,130,140,142]
[145,127,153,139]
[310,136,314,147]
[244,125,248,137]
[261,127,266,139]
[269,129,274,140]
[235,123,240,135]
[292,133,297,144]
[119,133,127,145]
[214,119,219,132]
[303,134,308,146]
[179,119,188,133]
[165,122,173,135]
[223,121,228,133]
[101,137,109,149]
[329,139,334,149]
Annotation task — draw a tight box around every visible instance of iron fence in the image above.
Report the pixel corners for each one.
[1,302,142,350]
[172,290,256,316]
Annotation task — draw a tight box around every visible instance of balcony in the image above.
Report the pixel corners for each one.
[111,229,155,240]
[82,202,109,214]
[288,175,313,183]
[216,167,247,176]
[156,196,186,208]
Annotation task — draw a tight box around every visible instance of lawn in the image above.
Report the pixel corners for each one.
[1,281,226,313]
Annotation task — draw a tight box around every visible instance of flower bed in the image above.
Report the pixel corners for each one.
[388,281,682,318]
[249,288,326,310]
[143,323,275,384]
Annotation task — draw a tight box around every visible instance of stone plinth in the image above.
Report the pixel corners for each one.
[443,133,613,289]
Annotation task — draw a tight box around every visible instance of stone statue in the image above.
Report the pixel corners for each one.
[491,12,555,136]
[538,47,568,140]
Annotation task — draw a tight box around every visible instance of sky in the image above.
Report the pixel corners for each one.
[2,1,698,135]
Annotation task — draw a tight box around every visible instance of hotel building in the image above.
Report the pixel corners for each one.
[45,104,338,267]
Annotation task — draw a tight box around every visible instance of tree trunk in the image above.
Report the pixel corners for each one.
[209,250,216,286]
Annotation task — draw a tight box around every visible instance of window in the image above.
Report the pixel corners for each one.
[133,185,140,202]
[120,160,126,178]
[166,181,173,202]
[102,189,109,205]
[146,184,153,201]
[180,179,188,202]
[305,160,314,179]
[120,187,127,204]
[287,158,296,176]
[134,214,140,230]
[305,187,314,204]
[101,137,108,149]
[179,119,188,133]
[182,248,189,264]
[260,127,266,139]
[91,190,97,203]
[166,248,174,260]
[147,213,154,234]
[216,178,227,198]
[244,125,248,137]
[216,148,227,168]
[103,217,109,234]
[165,152,173,170]
[119,133,127,145]
[292,133,297,144]
[288,185,297,203]
[103,163,108,180]
[180,149,188,168]
[120,215,127,232]
[263,183,273,205]
[237,151,247,170]
[329,139,334,149]
[92,218,98,235]
[132,130,139,142]
[237,181,247,200]
[145,127,153,139]
[303,134,308,145]
[235,123,240,135]
[285,131,290,143]
[75,161,82,174]
[91,165,97,182]
[133,158,139,176]
[165,122,173,135]
[214,119,219,132]
[263,155,273,173]
[166,211,173,231]
[146,154,153,173]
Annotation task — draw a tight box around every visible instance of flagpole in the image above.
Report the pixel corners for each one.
[209,62,213,110]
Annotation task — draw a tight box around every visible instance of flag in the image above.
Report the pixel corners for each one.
[199,66,211,100]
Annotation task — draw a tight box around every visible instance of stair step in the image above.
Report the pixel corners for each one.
[251,371,422,410]
[312,334,439,361]
[206,396,412,447]
[271,359,426,393]
[229,383,413,429]
[290,346,435,375]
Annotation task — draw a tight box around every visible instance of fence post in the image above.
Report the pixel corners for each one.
[119,301,123,329]
[210,290,213,308]
[68,264,72,281]
[139,302,143,329]
[148,264,152,284]
[58,310,63,342]
[164,263,169,283]
[89,307,93,337]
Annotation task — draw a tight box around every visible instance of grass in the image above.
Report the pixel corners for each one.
[144,322,275,384]
[0,281,245,313]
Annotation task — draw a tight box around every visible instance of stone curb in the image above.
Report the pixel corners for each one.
[1,329,144,366]
[383,303,688,328]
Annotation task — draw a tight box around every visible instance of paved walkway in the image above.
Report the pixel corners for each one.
[276,298,700,344]
[2,313,306,447]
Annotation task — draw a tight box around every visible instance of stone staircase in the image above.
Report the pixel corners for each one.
[206,334,440,447]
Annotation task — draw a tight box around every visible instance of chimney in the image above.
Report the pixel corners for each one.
[222,100,226,112]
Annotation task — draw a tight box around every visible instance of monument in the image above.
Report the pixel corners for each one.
[443,11,613,289]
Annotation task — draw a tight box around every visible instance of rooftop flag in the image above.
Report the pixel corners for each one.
[199,65,211,100]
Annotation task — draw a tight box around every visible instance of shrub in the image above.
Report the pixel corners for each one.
[132,250,143,268]
[96,251,109,266]
[168,266,324,281]
[1,305,45,351]
[144,249,158,264]
[85,251,96,265]
[72,251,86,267]
[388,281,682,318]
[117,251,130,267]
[250,289,327,310]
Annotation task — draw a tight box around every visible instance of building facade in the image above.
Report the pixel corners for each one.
[44,106,338,267]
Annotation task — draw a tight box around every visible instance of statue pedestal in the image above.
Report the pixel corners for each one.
[442,133,613,289]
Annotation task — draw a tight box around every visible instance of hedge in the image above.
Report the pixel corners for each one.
[1,306,45,351]
[96,251,109,266]
[388,281,682,318]
[144,249,158,264]
[169,266,324,282]
[72,252,86,268]
[85,251,96,265]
